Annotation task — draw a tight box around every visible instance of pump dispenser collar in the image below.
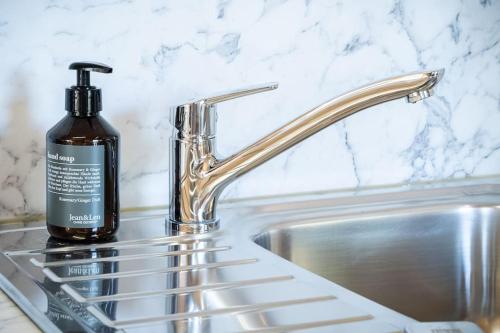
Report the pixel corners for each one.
[66,62,113,116]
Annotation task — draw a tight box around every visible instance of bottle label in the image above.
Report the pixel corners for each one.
[46,143,105,228]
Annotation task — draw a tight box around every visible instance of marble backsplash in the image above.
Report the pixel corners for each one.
[0,0,499,217]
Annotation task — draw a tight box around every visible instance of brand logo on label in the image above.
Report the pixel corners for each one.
[69,214,101,225]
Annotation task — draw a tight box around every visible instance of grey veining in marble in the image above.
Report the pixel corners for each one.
[0,0,499,217]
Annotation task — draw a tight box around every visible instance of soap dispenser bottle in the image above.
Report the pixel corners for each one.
[46,62,120,241]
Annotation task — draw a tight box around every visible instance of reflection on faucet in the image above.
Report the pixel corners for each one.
[165,240,215,332]
[169,69,445,233]
[42,237,118,332]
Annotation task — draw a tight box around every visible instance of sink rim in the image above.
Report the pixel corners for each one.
[237,178,500,239]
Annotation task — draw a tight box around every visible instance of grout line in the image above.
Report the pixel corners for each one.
[3,175,498,224]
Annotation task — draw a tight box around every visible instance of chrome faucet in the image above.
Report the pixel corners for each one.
[169,69,444,233]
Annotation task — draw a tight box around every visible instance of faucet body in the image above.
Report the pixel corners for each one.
[169,70,444,233]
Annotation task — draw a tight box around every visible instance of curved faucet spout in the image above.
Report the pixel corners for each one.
[169,69,444,232]
[208,69,444,187]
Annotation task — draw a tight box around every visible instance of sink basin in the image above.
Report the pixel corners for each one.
[253,185,500,333]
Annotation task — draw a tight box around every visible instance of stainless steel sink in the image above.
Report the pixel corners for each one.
[253,182,500,333]
[1,179,498,332]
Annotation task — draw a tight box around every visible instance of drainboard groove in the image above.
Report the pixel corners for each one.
[62,275,295,303]
[30,245,231,267]
[5,232,221,256]
[237,315,375,333]
[87,295,337,329]
[42,258,259,283]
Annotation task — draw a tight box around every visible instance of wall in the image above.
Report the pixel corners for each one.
[0,0,499,217]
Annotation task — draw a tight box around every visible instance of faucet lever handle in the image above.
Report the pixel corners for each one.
[200,82,278,106]
[173,82,279,139]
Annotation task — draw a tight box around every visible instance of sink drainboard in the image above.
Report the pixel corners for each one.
[0,213,397,333]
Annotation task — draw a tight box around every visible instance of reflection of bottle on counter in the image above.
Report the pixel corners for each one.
[46,62,120,242]
[43,237,118,332]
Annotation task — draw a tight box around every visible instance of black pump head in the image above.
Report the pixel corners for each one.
[66,62,113,116]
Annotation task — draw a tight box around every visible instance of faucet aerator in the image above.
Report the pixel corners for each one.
[407,88,434,103]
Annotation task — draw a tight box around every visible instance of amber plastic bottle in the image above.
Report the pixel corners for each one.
[46,62,119,241]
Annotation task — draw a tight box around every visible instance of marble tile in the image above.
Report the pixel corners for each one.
[0,290,39,332]
[0,0,499,217]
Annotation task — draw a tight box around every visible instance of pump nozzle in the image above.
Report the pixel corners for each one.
[69,62,112,86]
[66,62,113,116]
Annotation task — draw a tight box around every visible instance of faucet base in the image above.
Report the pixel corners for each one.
[167,218,219,234]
